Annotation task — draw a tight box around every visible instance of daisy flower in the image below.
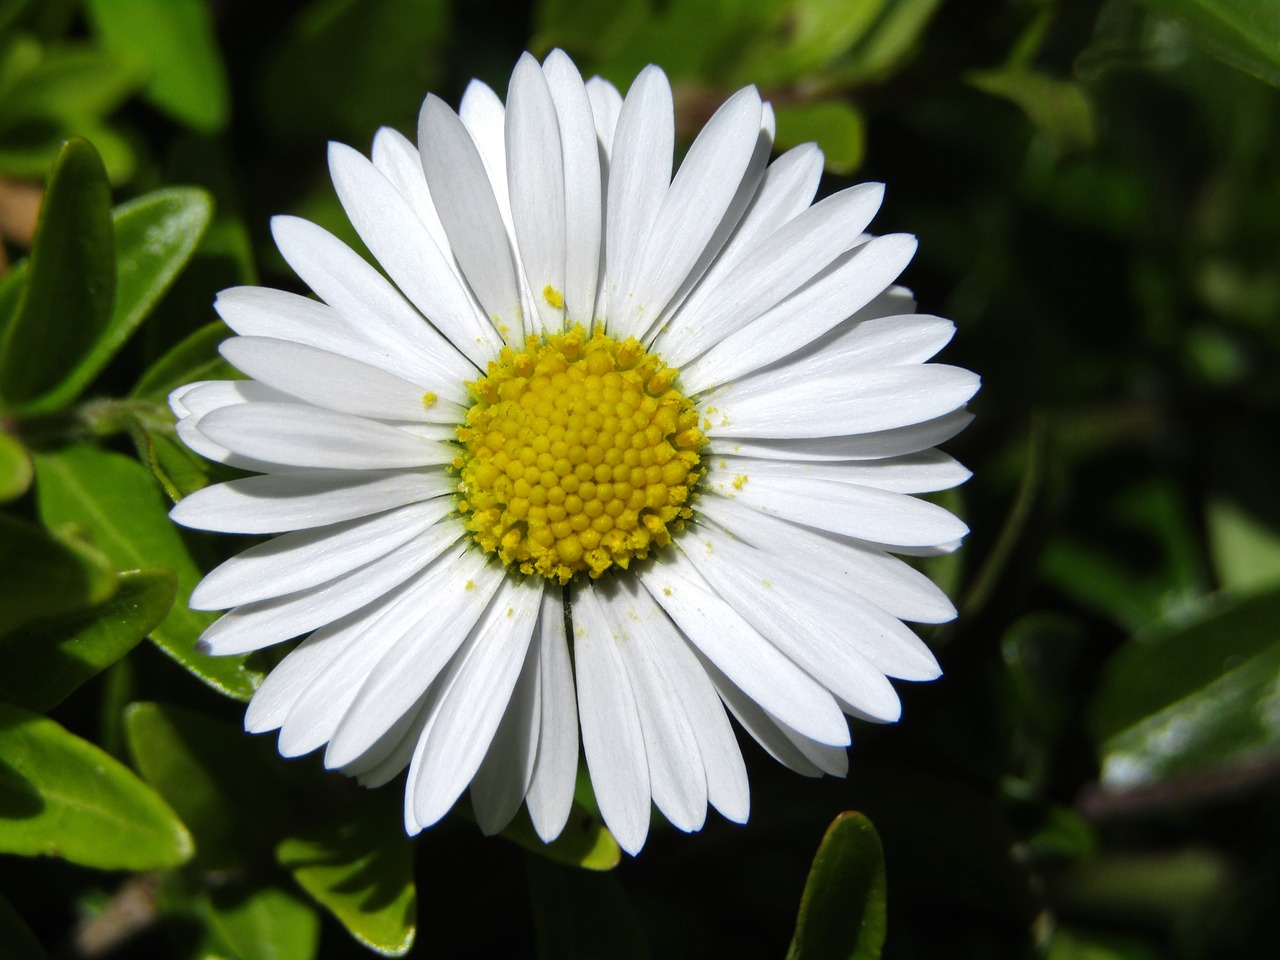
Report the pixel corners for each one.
[169,50,978,855]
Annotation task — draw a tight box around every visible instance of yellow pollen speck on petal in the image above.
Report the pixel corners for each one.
[465,580,475,590]
[663,587,672,596]
[454,324,706,584]
[732,474,748,491]
[422,391,437,410]
[542,284,564,309]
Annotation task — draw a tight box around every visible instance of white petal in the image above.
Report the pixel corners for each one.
[698,493,957,623]
[708,409,975,462]
[607,580,707,833]
[706,472,968,548]
[585,77,622,159]
[328,141,499,366]
[655,182,884,365]
[707,451,971,496]
[470,621,542,835]
[371,126,452,257]
[196,402,452,470]
[603,65,673,336]
[269,216,473,396]
[572,582,651,855]
[710,364,980,440]
[623,86,763,337]
[688,524,939,687]
[680,234,919,394]
[626,580,749,825]
[458,80,514,228]
[170,468,452,534]
[171,380,292,472]
[419,95,523,335]
[525,588,578,842]
[408,577,542,828]
[543,50,602,325]
[506,53,567,334]
[219,337,462,423]
[323,553,505,766]
[244,625,356,734]
[191,499,453,610]
[195,523,462,656]
[637,549,850,746]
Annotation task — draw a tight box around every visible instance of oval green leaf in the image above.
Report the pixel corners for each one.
[773,100,866,176]
[33,444,261,700]
[786,811,887,960]
[1135,0,1280,87]
[0,568,175,713]
[0,513,117,638]
[0,137,114,408]
[209,884,320,960]
[32,186,213,412]
[0,432,33,502]
[0,702,193,870]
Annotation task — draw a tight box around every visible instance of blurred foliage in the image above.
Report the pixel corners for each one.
[0,0,1278,957]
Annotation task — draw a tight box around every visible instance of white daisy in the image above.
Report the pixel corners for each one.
[169,50,978,855]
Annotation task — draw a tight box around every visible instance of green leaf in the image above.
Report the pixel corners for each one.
[967,69,1096,154]
[85,0,230,133]
[499,803,621,871]
[131,319,237,403]
[835,0,944,85]
[208,885,320,960]
[0,702,193,869]
[1091,588,1280,790]
[1206,498,1280,595]
[32,187,213,412]
[124,701,286,870]
[0,513,117,637]
[33,444,262,700]
[773,100,865,175]
[1135,0,1280,87]
[131,422,233,502]
[0,891,46,960]
[0,431,33,501]
[0,568,175,712]
[276,802,417,957]
[0,137,113,407]
[786,811,887,960]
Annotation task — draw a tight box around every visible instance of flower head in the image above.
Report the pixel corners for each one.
[170,51,978,854]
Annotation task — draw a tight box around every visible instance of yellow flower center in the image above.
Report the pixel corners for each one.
[455,325,705,584]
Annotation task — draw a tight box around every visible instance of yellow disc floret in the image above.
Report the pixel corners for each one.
[455,325,705,584]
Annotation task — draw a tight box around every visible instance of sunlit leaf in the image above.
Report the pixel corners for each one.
[0,702,193,869]
[277,801,417,958]
[33,444,262,700]
[85,0,230,133]
[0,137,113,407]
[1092,588,1280,791]
[33,186,213,411]
[786,811,886,960]
[0,431,32,502]
[835,0,943,85]
[124,701,285,870]
[0,892,45,960]
[1135,0,1280,87]
[773,100,865,175]
[1206,498,1280,595]
[0,568,174,712]
[207,884,320,960]
[967,69,1096,153]
[0,513,116,637]
[498,804,620,872]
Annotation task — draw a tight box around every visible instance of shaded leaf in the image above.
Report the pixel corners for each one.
[773,100,865,175]
[0,702,193,869]
[33,444,261,700]
[0,430,32,502]
[209,884,320,960]
[1135,0,1280,87]
[85,0,230,133]
[0,513,116,637]
[967,69,1096,153]
[1051,849,1233,925]
[0,568,175,712]
[525,855,650,960]
[277,798,416,958]
[131,319,237,403]
[33,186,213,411]
[0,137,113,407]
[0,891,45,960]
[498,803,621,872]
[1092,588,1280,791]
[124,701,285,870]
[786,811,887,960]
